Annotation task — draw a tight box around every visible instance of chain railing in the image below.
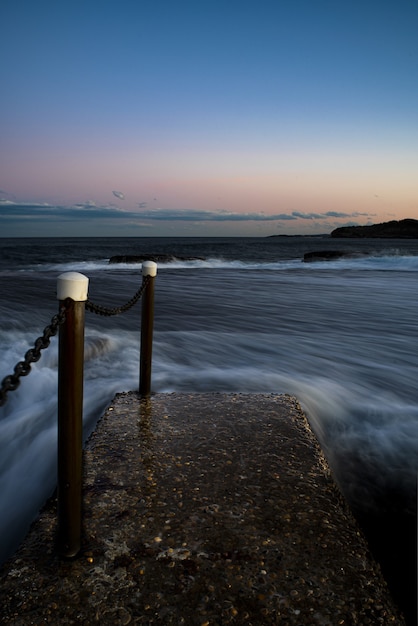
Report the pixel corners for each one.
[86,274,150,316]
[0,273,154,407]
[0,261,157,558]
[0,303,69,407]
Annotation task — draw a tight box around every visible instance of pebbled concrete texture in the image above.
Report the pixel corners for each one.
[0,392,406,624]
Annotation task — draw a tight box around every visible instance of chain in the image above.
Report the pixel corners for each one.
[86,274,151,317]
[0,302,69,407]
[0,276,151,406]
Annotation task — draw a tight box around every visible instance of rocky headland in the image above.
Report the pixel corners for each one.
[331,219,418,238]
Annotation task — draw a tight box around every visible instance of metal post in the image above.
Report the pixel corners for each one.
[56,272,89,558]
[140,261,157,396]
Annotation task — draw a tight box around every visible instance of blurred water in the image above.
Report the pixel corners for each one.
[0,236,417,620]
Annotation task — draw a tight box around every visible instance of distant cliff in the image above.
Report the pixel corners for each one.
[331,219,418,238]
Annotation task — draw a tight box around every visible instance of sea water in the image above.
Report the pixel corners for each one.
[0,236,417,617]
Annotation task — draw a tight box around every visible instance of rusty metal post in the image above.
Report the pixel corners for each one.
[140,261,157,396]
[56,272,89,558]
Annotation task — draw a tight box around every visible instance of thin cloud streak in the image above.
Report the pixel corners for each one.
[292,211,373,220]
[132,209,297,222]
[0,201,126,221]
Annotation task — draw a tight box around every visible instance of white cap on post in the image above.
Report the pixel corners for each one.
[57,272,89,301]
[142,261,157,277]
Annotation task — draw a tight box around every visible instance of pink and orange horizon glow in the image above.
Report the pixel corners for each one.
[1,1,417,237]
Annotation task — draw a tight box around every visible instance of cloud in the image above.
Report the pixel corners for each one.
[322,211,352,218]
[112,190,125,200]
[0,202,298,224]
[292,211,325,220]
[131,208,297,222]
[292,210,374,220]
[0,200,128,221]
[0,201,375,228]
[0,202,301,227]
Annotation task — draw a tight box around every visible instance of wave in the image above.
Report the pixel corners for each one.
[303,253,418,272]
[11,251,418,274]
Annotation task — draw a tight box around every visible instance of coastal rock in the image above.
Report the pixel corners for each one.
[303,250,366,262]
[331,219,418,239]
[109,254,205,264]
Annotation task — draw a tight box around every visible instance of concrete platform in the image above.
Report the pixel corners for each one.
[0,392,405,624]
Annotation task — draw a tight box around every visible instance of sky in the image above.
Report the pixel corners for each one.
[1,0,417,237]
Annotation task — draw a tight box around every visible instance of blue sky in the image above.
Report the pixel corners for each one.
[1,0,417,236]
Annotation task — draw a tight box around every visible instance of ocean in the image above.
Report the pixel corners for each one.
[0,236,417,619]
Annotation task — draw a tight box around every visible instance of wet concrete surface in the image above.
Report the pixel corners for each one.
[0,392,406,624]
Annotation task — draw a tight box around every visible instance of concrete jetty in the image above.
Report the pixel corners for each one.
[0,392,405,624]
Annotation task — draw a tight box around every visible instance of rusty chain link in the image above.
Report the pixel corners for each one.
[85,274,150,316]
[0,301,70,407]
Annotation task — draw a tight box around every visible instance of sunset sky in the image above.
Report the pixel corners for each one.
[1,0,417,236]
